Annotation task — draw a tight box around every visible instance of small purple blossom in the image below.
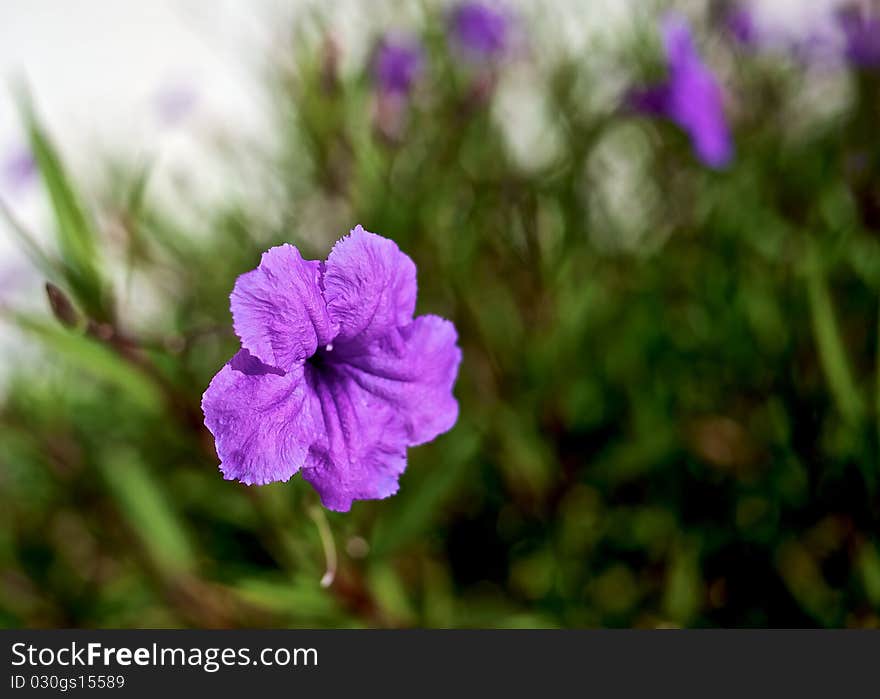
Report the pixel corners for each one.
[725,6,758,46]
[3,145,37,191]
[155,83,199,125]
[722,5,839,64]
[202,226,462,512]
[629,13,733,169]
[449,1,511,59]
[372,35,424,95]
[836,5,880,68]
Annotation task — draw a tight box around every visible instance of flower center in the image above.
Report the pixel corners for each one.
[308,343,336,372]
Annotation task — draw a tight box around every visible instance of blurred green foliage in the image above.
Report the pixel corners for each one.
[1,2,880,628]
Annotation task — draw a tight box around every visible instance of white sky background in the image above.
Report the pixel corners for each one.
[0,0,849,358]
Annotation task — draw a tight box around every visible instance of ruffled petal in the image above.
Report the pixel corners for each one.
[202,349,318,485]
[230,244,337,371]
[334,314,461,446]
[323,225,417,348]
[301,365,409,512]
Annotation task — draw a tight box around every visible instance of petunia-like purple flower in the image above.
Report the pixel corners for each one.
[836,5,880,68]
[449,1,511,59]
[372,35,424,95]
[202,226,462,512]
[629,13,733,169]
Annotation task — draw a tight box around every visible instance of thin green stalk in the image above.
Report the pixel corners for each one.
[805,260,864,424]
[308,505,337,588]
[876,300,880,451]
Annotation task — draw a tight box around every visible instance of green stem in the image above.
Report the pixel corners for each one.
[308,505,337,588]
[806,260,864,424]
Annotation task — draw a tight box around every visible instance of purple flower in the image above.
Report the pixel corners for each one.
[725,6,757,46]
[202,226,462,512]
[630,13,733,169]
[449,1,510,59]
[155,82,199,125]
[3,145,36,191]
[372,35,424,95]
[836,6,880,68]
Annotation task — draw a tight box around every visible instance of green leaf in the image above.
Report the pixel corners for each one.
[233,576,343,622]
[857,542,880,609]
[11,314,163,413]
[97,447,195,576]
[20,99,108,319]
[366,562,416,625]
[663,537,703,626]
[804,247,865,425]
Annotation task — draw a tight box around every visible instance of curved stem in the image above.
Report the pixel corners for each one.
[308,505,337,588]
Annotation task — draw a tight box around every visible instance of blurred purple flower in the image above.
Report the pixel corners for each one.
[449,1,511,59]
[202,226,462,512]
[725,6,758,46]
[3,145,36,191]
[836,5,880,68]
[723,5,840,65]
[629,13,733,169]
[372,35,424,95]
[155,83,199,125]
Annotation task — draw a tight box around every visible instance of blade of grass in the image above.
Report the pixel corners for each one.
[9,314,163,413]
[19,98,108,319]
[805,254,864,425]
[97,448,195,576]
